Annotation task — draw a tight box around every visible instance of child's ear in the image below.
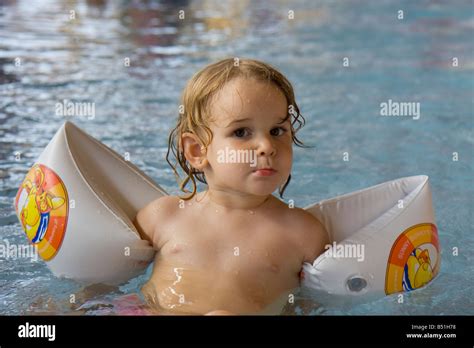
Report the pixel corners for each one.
[181,132,208,170]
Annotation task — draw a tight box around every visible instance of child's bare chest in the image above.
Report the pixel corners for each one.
[159,207,303,277]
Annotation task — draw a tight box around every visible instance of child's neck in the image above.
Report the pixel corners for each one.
[202,188,272,211]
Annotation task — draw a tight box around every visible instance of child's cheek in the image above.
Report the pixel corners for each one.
[227,139,248,151]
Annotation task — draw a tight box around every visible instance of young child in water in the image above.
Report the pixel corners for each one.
[133,58,328,315]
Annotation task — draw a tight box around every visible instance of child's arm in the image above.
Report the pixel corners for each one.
[132,196,177,250]
[133,203,155,246]
[298,210,330,264]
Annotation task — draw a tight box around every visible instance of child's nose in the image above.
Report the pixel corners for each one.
[256,136,276,157]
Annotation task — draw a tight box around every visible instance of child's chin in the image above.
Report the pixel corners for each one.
[247,185,279,197]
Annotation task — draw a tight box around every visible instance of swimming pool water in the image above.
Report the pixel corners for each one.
[0,0,473,315]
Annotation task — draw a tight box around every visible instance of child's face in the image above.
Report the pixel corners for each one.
[204,77,293,197]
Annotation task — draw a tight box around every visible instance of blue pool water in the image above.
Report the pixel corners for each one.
[0,0,473,315]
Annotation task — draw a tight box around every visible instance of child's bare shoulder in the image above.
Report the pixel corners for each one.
[284,206,329,263]
[138,195,181,221]
[133,195,182,248]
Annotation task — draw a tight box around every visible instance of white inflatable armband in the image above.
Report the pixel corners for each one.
[14,122,166,285]
[301,175,440,305]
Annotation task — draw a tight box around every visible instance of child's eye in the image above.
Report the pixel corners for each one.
[270,127,287,136]
[233,128,250,138]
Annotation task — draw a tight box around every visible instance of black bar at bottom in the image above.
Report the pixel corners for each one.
[0,315,472,346]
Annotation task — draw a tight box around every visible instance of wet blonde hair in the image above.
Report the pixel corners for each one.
[166,58,306,200]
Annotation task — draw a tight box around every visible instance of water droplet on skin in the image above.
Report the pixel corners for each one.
[248,210,255,215]
[215,210,219,213]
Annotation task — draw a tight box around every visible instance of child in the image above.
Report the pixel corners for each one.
[133,58,328,315]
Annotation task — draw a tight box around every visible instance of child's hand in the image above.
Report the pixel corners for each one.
[141,281,159,306]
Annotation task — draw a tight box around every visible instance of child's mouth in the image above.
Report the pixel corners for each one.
[252,168,277,177]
